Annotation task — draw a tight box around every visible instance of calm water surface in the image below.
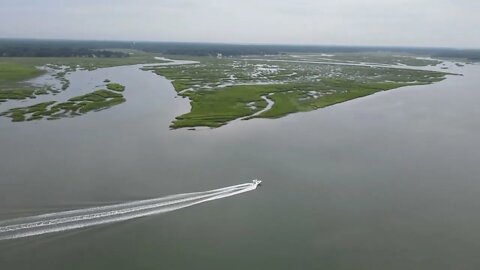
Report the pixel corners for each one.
[0,62,479,269]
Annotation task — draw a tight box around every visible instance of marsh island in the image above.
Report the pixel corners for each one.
[146,53,450,128]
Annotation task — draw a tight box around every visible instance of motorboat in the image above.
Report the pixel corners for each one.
[252,179,262,187]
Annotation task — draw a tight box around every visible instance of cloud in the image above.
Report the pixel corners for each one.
[0,0,478,48]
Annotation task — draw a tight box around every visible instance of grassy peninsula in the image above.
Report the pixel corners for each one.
[0,62,48,102]
[147,53,450,129]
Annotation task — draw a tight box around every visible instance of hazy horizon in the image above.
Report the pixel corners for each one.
[1,37,477,51]
[1,0,479,49]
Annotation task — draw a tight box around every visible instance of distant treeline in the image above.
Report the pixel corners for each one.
[144,43,480,61]
[0,39,479,61]
[0,40,127,57]
[0,47,127,57]
[431,50,480,61]
[148,43,480,61]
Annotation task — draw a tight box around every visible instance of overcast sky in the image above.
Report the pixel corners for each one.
[1,0,479,48]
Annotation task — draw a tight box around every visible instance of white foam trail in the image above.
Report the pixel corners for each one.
[0,182,259,240]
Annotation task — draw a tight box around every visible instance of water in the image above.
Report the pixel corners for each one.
[0,182,259,240]
[0,62,479,269]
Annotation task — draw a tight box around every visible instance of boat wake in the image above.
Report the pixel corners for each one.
[0,181,261,240]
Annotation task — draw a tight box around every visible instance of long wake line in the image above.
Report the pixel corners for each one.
[0,181,260,240]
